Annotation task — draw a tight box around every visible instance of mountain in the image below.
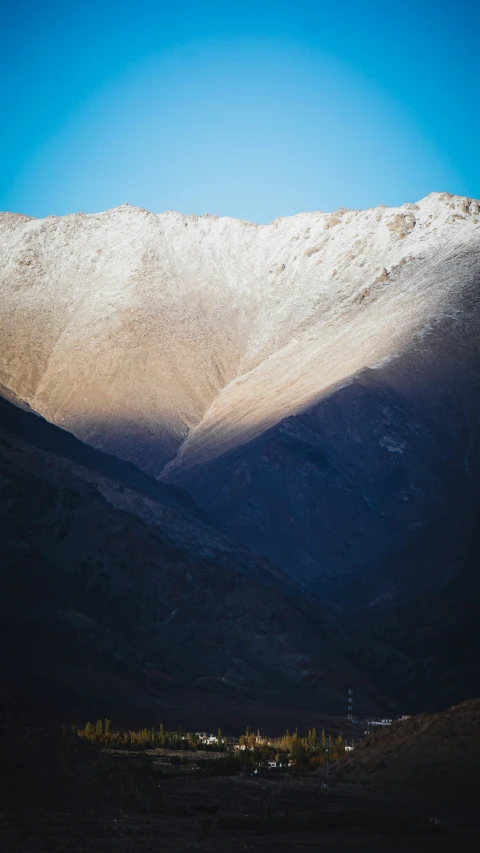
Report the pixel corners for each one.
[0,394,381,729]
[1,192,480,715]
[1,194,479,480]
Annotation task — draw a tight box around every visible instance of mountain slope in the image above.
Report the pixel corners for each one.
[173,338,480,598]
[1,193,479,715]
[333,698,480,805]
[0,395,381,728]
[1,193,479,477]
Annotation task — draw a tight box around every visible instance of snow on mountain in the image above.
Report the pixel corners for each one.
[2,193,480,714]
[1,192,479,478]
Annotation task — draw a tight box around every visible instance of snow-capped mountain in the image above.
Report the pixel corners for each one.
[1,192,480,714]
[1,192,479,480]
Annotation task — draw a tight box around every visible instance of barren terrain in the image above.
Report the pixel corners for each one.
[1,193,479,478]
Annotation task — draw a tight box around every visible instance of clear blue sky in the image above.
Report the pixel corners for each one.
[1,0,478,222]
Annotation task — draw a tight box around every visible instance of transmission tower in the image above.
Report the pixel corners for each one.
[347,687,353,720]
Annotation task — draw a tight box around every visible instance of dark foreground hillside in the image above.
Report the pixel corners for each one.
[1,702,480,851]
[333,698,480,804]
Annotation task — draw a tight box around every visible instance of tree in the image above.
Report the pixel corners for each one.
[217,728,222,746]
[104,719,111,735]
[321,729,326,748]
[95,719,103,738]
[291,739,308,768]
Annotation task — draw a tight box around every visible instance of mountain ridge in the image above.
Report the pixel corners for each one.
[1,191,480,716]
[2,191,479,478]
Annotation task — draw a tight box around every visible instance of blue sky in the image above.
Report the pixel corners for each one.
[1,0,478,222]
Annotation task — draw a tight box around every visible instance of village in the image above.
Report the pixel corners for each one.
[74,710,412,777]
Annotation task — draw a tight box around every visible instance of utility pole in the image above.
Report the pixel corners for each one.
[325,747,329,792]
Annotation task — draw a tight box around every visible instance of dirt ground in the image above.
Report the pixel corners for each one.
[1,771,479,853]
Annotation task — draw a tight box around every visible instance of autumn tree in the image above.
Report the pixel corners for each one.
[291,739,308,768]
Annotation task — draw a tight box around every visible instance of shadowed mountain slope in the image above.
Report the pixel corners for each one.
[172,325,480,601]
[0,395,382,728]
[0,389,199,517]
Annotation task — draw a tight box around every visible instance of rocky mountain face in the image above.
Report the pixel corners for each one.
[0,395,383,729]
[1,192,479,719]
[1,193,479,477]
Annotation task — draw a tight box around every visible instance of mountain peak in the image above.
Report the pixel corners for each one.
[0,192,479,478]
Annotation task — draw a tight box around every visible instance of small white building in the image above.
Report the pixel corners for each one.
[206,734,219,744]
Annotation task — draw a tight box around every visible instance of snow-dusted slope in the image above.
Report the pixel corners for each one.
[0,193,479,476]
